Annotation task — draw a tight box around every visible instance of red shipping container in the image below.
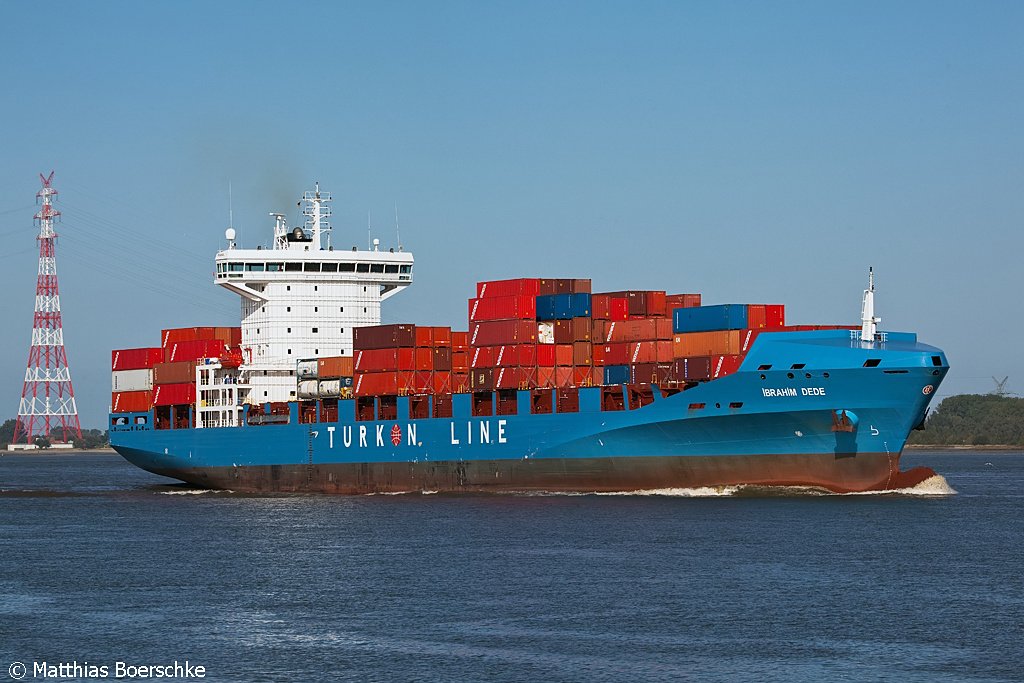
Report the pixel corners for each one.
[535,344,556,367]
[515,344,537,367]
[747,305,767,329]
[111,347,163,371]
[469,320,537,346]
[468,295,536,322]
[573,341,592,366]
[452,351,469,372]
[161,327,216,347]
[111,390,153,412]
[600,291,667,317]
[415,347,434,371]
[354,371,416,396]
[656,341,674,363]
[412,371,434,394]
[536,366,556,387]
[711,355,744,378]
[592,295,630,321]
[554,344,574,366]
[766,304,785,328]
[555,366,574,387]
[665,294,702,309]
[354,324,416,350]
[646,291,667,317]
[470,346,494,368]
[490,345,516,368]
[164,339,227,363]
[414,326,452,347]
[494,366,529,390]
[573,367,594,387]
[432,371,451,394]
[451,331,469,351]
[595,318,673,343]
[476,278,542,299]
[355,348,416,372]
[415,327,433,347]
[153,383,195,406]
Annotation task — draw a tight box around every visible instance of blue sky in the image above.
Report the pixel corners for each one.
[1,1,1021,429]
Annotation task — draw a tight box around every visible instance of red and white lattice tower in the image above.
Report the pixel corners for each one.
[13,172,83,445]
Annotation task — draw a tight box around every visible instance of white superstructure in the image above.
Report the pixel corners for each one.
[214,183,413,404]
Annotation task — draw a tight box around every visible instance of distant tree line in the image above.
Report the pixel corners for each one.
[908,394,1024,446]
[0,419,109,450]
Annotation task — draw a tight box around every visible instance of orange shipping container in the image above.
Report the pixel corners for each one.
[672,330,744,357]
[317,356,354,378]
[111,390,153,413]
[573,341,592,366]
[451,331,470,351]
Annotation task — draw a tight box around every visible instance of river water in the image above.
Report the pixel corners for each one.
[1,450,1021,682]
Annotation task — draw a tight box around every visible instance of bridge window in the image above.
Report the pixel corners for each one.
[285,263,302,272]
[356,263,370,273]
[370,263,385,273]
[322,262,338,272]
[400,265,412,274]
[339,263,355,272]
[245,263,265,272]
[385,264,399,273]
[304,262,321,272]
[228,262,243,272]
[266,263,283,272]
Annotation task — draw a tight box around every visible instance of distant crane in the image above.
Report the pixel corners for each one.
[991,376,1010,396]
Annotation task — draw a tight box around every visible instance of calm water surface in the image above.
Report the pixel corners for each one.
[1,451,1021,682]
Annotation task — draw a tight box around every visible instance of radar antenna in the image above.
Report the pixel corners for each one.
[860,267,881,342]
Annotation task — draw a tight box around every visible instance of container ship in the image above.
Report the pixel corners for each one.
[109,183,948,494]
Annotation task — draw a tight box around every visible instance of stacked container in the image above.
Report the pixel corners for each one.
[353,324,452,397]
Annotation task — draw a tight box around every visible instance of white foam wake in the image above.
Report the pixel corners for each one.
[159,488,233,495]
[843,474,957,496]
[595,486,743,497]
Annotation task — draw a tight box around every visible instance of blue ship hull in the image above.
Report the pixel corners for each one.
[110,331,948,493]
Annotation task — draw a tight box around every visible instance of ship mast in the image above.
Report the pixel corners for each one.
[860,267,880,342]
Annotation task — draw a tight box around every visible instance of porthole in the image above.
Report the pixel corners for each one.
[715,403,721,409]
[823,372,830,378]
[760,374,766,380]
[787,372,794,379]
[805,373,811,379]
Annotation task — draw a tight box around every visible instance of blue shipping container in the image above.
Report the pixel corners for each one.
[673,304,749,333]
[537,293,592,320]
[603,365,631,385]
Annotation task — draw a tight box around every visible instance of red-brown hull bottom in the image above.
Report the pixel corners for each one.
[144,452,936,495]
